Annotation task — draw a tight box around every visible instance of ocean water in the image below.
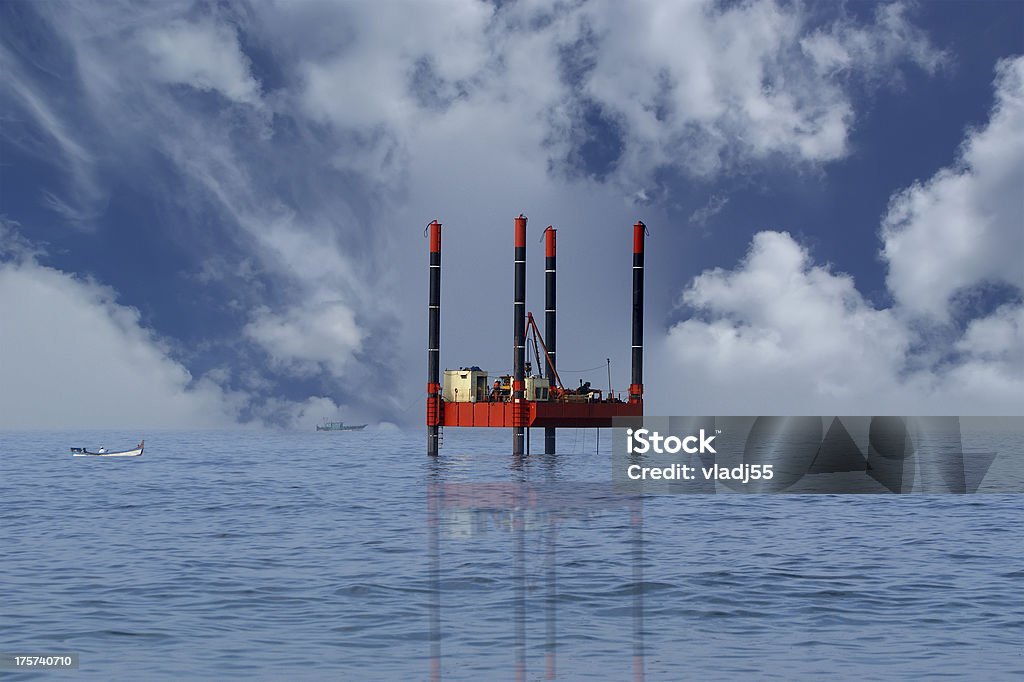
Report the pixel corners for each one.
[1,428,1022,680]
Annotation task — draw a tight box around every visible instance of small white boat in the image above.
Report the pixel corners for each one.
[71,440,144,457]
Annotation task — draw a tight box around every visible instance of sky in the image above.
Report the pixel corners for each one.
[0,0,1021,429]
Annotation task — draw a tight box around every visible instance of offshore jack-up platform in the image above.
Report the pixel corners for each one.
[426,215,646,456]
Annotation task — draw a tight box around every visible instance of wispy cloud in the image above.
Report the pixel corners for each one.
[0,44,106,225]
[689,194,729,228]
[140,18,264,107]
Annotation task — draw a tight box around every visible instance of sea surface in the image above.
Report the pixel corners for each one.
[1,428,1022,680]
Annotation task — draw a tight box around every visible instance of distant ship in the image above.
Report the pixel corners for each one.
[316,420,367,432]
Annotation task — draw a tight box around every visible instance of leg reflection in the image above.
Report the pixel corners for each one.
[515,497,527,682]
[545,518,557,679]
[428,483,442,682]
[426,484,647,680]
[632,498,644,682]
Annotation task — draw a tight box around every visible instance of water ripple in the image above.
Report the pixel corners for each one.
[1,429,1022,679]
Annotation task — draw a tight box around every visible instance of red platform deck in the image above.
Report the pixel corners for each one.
[437,399,643,429]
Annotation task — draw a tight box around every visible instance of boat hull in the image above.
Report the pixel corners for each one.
[71,450,142,457]
[71,442,144,457]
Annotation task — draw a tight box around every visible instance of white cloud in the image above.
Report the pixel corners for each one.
[0,257,242,428]
[0,240,357,430]
[584,0,840,176]
[297,0,492,128]
[656,230,1023,414]
[140,19,262,106]
[244,302,364,378]
[956,304,1024,369]
[293,0,944,187]
[581,1,939,178]
[801,2,947,79]
[659,231,913,413]
[944,303,1024,403]
[585,0,945,182]
[882,56,1024,319]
